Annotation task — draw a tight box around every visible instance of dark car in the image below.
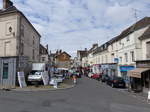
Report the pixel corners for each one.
[101,75,109,82]
[106,76,126,88]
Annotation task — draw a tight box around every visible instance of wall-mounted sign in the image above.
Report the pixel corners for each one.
[120,66,135,72]
[114,58,119,63]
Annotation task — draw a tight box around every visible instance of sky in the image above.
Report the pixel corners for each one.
[0,0,150,57]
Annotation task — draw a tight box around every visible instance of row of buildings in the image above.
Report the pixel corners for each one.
[0,0,71,88]
[76,17,150,93]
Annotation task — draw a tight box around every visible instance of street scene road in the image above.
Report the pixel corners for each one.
[0,77,150,112]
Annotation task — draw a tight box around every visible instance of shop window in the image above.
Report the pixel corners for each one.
[120,57,122,63]
[3,63,9,79]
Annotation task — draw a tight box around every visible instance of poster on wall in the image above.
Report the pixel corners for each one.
[17,72,27,88]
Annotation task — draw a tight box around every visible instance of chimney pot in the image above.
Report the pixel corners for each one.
[3,0,13,9]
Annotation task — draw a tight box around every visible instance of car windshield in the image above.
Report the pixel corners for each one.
[30,71,42,75]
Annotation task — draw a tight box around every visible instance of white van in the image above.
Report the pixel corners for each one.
[28,63,48,84]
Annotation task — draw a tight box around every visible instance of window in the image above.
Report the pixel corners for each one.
[125,53,128,62]
[9,26,12,33]
[119,57,122,63]
[111,45,113,50]
[42,57,45,62]
[119,40,121,45]
[146,41,150,59]
[6,22,14,35]
[33,36,35,45]
[21,25,24,37]
[131,51,135,62]
[126,36,130,41]
[5,41,11,56]
[20,42,24,55]
[3,63,9,79]
[105,55,107,63]
[32,49,35,60]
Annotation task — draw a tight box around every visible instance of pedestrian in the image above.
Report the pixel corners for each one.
[73,75,77,84]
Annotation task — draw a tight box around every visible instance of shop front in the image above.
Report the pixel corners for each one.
[128,60,150,93]
[101,64,117,77]
[119,65,135,81]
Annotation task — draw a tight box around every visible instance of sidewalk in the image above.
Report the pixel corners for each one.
[1,79,75,92]
[117,88,149,104]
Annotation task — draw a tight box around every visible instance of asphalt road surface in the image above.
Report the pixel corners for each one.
[0,76,150,112]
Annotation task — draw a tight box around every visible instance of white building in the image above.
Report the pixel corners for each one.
[89,17,150,79]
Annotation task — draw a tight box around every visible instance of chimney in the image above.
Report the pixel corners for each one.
[3,0,13,9]
[85,48,87,51]
[46,44,48,51]
[92,43,98,48]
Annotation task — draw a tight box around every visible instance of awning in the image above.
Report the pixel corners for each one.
[128,68,150,78]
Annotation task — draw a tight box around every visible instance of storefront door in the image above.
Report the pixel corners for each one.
[0,58,16,88]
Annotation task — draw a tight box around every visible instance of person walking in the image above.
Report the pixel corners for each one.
[73,75,77,84]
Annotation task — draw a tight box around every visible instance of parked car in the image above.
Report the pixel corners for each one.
[101,75,109,82]
[88,72,94,78]
[91,73,101,81]
[28,71,43,84]
[106,76,126,88]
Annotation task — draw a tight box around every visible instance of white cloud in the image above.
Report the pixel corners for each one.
[0,0,150,57]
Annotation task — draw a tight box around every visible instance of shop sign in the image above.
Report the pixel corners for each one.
[101,64,109,69]
[136,61,150,68]
[120,66,135,72]
[109,64,117,69]
[114,58,119,63]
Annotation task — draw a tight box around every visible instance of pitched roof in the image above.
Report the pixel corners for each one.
[77,50,88,57]
[139,26,150,40]
[56,52,71,58]
[110,17,150,43]
[0,6,41,37]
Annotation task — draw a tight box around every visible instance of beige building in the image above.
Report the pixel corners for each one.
[0,0,41,88]
[0,1,40,62]
[40,44,49,63]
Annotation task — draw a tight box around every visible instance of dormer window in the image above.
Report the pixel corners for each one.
[126,36,130,41]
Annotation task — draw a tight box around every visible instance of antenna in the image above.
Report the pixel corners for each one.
[132,8,140,22]
[131,8,140,32]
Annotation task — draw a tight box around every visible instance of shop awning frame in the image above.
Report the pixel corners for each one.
[128,68,150,78]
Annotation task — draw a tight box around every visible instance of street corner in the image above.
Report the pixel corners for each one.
[10,79,75,92]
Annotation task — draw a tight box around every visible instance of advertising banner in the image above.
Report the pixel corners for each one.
[17,72,27,88]
[42,71,49,85]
